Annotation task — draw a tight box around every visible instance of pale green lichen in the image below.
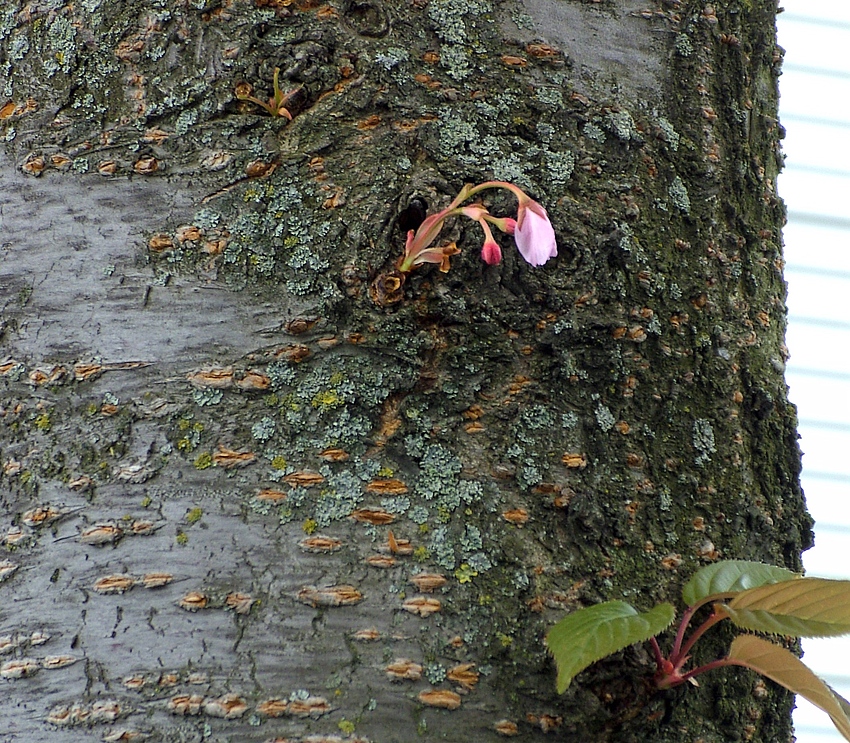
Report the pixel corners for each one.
[669,282,683,300]
[693,419,716,466]
[425,663,446,684]
[440,45,472,80]
[267,361,297,389]
[595,404,616,432]
[8,33,29,63]
[284,275,314,295]
[408,506,430,524]
[510,7,535,29]
[675,33,694,57]
[535,87,563,108]
[617,221,636,254]
[416,445,462,500]
[583,122,606,143]
[438,480,483,513]
[251,416,276,441]
[536,122,554,144]
[287,242,329,272]
[461,524,482,552]
[514,405,555,445]
[280,486,308,508]
[561,411,579,429]
[438,112,480,160]
[175,107,199,135]
[657,117,680,151]
[193,388,223,406]
[47,15,77,74]
[517,463,542,490]
[668,175,691,214]
[354,458,382,482]
[322,408,372,448]
[193,208,223,229]
[313,488,360,527]
[249,497,273,516]
[606,110,639,141]
[374,48,409,70]
[403,434,427,459]
[427,0,492,43]
[490,154,529,190]
[647,314,662,335]
[545,150,575,189]
[380,496,410,514]
[326,470,362,501]
[0,5,17,39]
[466,552,492,571]
[429,526,455,569]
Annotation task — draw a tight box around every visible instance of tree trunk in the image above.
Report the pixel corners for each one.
[0,0,811,741]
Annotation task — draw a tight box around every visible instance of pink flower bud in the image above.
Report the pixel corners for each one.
[503,218,517,235]
[481,240,502,266]
[514,201,557,267]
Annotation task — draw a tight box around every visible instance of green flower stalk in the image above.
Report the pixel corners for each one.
[235,67,300,119]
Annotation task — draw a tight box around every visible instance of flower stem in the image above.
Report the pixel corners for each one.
[673,611,725,671]
[669,605,697,661]
[649,637,666,670]
[676,658,738,685]
[463,180,528,205]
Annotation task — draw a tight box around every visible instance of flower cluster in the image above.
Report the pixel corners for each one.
[396,181,557,274]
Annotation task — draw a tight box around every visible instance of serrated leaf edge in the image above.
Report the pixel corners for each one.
[681,560,799,607]
[718,578,850,638]
[545,601,675,693]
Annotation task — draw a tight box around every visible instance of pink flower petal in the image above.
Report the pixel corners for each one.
[514,201,557,267]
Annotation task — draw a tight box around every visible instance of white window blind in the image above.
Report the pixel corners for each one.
[778,3,850,741]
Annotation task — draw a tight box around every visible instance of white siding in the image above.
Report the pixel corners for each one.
[779,3,850,741]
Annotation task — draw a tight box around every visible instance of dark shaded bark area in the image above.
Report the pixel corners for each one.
[1,0,812,741]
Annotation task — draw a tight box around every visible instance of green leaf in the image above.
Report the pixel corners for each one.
[718,578,850,637]
[727,634,850,742]
[545,601,675,693]
[681,560,799,607]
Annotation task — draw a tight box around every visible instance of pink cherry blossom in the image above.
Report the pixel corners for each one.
[514,201,557,266]
[394,182,557,276]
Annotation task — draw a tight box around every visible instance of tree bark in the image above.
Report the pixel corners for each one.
[0,0,811,741]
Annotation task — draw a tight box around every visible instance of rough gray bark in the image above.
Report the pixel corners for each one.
[0,1,811,742]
